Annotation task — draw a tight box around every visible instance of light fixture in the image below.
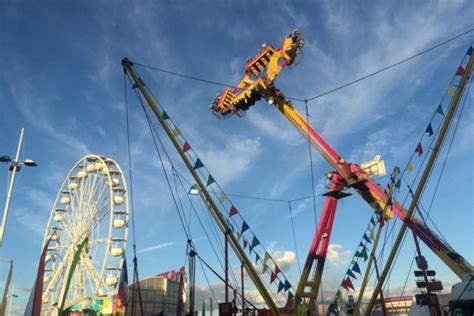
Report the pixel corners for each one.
[188,184,200,195]
[23,159,37,167]
[0,156,11,163]
[268,97,275,105]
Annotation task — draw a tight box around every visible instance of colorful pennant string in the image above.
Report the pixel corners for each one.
[229,205,238,217]
[262,262,269,274]
[425,123,434,136]
[162,111,170,120]
[405,162,413,173]
[278,281,284,293]
[270,272,277,284]
[172,127,181,137]
[251,236,260,248]
[346,269,357,279]
[193,159,204,169]
[219,192,228,203]
[342,277,355,291]
[352,262,361,275]
[435,104,444,116]
[447,86,455,97]
[274,265,281,275]
[284,280,291,291]
[263,252,271,263]
[182,141,191,152]
[456,66,465,76]
[206,174,216,186]
[241,221,249,233]
[363,233,371,244]
[415,143,423,156]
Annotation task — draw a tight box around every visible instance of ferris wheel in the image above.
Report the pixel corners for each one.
[41,155,129,313]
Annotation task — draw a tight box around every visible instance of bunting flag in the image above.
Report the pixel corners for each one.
[370,217,376,226]
[262,262,269,274]
[270,272,277,284]
[193,159,204,169]
[352,262,362,275]
[456,66,465,76]
[435,104,444,116]
[284,280,292,291]
[229,205,238,217]
[425,123,434,136]
[405,162,413,173]
[243,239,248,249]
[395,179,401,189]
[278,281,285,293]
[355,248,368,261]
[172,127,181,137]
[263,252,271,263]
[363,233,371,244]
[241,221,249,233]
[206,175,216,186]
[219,192,228,203]
[386,196,393,206]
[341,277,355,291]
[255,253,260,264]
[415,143,423,156]
[182,141,191,152]
[274,265,281,275]
[467,46,472,56]
[335,290,342,304]
[447,86,455,97]
[369,229,375,241]
[249,245,253,255]
[359,241,366,249]
[346,269,357,279]
[251,236,260,248]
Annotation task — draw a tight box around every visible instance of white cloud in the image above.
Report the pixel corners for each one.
[327,244,351,266]
[271,250,297,273]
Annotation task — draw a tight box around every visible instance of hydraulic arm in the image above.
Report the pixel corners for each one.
[210,30,473,288]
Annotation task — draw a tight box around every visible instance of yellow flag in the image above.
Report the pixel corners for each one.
[219,192,228,203]
[172,127,181,137]
[405,162,413,173]
[447,86,455,97]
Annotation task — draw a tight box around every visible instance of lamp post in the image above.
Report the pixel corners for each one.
[0,128,37,247]
[7,284,17,316]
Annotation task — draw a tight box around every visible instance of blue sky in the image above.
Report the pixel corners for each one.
[0,0,473,313]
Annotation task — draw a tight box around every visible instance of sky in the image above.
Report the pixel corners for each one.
[0,0,473,314]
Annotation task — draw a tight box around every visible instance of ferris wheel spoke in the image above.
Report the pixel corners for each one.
[81,252,103,294]
[42,243,75,301]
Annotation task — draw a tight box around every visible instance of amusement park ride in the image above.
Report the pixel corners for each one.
[122,30,474,315]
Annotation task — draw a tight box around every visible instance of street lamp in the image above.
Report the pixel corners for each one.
[0,128,37,246]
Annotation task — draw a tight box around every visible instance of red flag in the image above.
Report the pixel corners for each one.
[183,142,191,152]
[270,272,277,284]
[342,277,355,291]
[275,265,281,275]
[415,143,423,156]
[456,66,465,76]
[229,205,238,217]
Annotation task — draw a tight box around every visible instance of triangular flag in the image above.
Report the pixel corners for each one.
[172,127,181,137]
[342,277,355,291]
[277,281,285,293]
[335,290,342,304]
[284,280,291,291]
[370,217,376,226]
[295,294,302,304]
[415,143,423,156]
[263,252,271,263]
[467,46,472,56]
[435,104,444,116]
[243,239,248,249]
[352,262,362,275]
[251,236,260,248]
[249,245,253,255]
[219,192,228,203]
[361,247,368,261]
[346,269,357,279]
[287,291,294,304]
[206,174,216,186]
[395,179,401,189]
[241,221,249,233]
[363,233,371,244]
[405,162,413,173]
[229,206,238,217]
[162,111,170,120]
[455,66,465,76]
[359,241,367,249]
[182,141,191,152]
[193,159,204,169]
[274,265,281,275]
[262,262,269,274]
[425,123,434,136]
[270,272,277,284]
[386,196,393,206]
[255,253,260,264]
[447,86,455,97]
[369,229,375,242]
